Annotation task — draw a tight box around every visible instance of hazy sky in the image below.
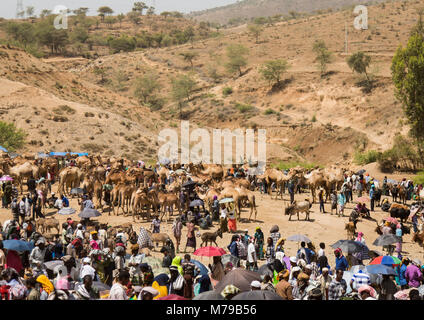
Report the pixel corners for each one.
[1,0,239,19]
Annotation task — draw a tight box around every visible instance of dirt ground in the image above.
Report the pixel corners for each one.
[1,182,422,268]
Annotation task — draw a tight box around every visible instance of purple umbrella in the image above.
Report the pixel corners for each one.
[0,175,13,181]
[283,256,291,271]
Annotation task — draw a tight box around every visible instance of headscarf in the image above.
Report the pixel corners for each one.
[297,273,310,282]
[171,256,183,275]
[279,270,290,281]
[221,285,240,299]
[356,232,364,241]
[36,275,54,294]
[358,285,377,298]
[334,248,342,256]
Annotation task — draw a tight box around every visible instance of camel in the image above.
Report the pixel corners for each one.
[303,169,329,203]
[157,167,169,184]
[196,186,220,212]
[218,186,242,219]
[92,177,103,211]
[263,168,293,200]
[57,167,82,196]
[157,190,181,223]
[198,164,224,182]
[130,187,159,222]
[9,161,41,194]
[116,184,137,216]
[235,186,258,221]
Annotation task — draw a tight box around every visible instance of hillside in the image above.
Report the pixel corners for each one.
[0,45,162,160]
[0,0,423,167]
[190,0,387,25]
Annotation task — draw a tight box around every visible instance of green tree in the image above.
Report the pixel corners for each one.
[98,6,113,22]
[171,74,197,119]
[73,7,89,16]
[105,16,117,28]
[392,13,424,154]
[108,35,136,53]
[133,2,148,15]
[184,26,195,48]
[5,22,35,47]
[134,71,160,103]
[40,9,52,18]
[127,11,141,25]
[179,51,198,69]
[313,40,333,76]
[347,51,371,81]
[0,121,26,151]
[70,27,89,43]
[93,66,108,83]
[35,18,69,53]
[147,7,155,15]
[117,13,125,28]
[225,44,249,77]
[248,24,263,43]
[26,6,35,18]
[259,59,290,86]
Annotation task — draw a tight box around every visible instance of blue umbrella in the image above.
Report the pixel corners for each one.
[3,240,34,252]
[190,199,204,207]
[0,146,8,153]
[191,259,209,276]
[365,264,397,276]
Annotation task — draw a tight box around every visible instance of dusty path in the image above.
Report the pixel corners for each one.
[1,183,422,266]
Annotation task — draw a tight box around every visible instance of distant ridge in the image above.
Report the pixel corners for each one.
[189,0,388,25]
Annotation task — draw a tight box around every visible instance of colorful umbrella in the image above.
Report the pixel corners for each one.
[365,264,397,276]
[370,255,401,267]
[194,246,226,257]
[157,294,188,300]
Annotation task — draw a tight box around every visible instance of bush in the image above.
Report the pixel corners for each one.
[222,87,233,96]
[108,35,136,53]
[413,171,424,185]
[353,150,380,165]
[272,161,321,170]
[264,108,275,115]
[0,121,26,151]
[235,103,254,113]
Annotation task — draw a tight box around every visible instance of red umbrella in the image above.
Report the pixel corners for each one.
[194,246,226,257]
[157,294,188,300]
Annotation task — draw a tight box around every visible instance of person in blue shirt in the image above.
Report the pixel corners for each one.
[397,258,409,290]
[369,182,376,212]
[61,195,69,207]
[227,235,239,258]
[334,248,349,271]
[296,241,315,264]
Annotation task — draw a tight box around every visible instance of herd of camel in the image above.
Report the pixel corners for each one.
[0,152,365,224]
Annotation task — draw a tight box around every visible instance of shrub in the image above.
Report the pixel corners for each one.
[0,121,26,151]
[353,150,379,165]
[222,87,233,96]
[235,103,254,113]
[264,108,275,115]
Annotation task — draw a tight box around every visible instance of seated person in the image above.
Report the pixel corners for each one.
[199,211,212,230]
[54,196,63,210]
[48,192,58,208]
[61,195,69,208]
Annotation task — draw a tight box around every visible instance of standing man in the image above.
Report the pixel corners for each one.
[334,248,349,271]
[246,237,258,271]
[288,179,295,204]
[184,218,197,253]
[328,269,347,300]
[369,182,376,212]
[109,271,131,300]
[19,195,26,226]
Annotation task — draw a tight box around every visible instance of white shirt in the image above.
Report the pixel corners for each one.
[75,229,84,240]
[247,242,256,263]
[318,249,325,258]
[55,199,63,209]
[220,208,227,219]
[109,283,128,300]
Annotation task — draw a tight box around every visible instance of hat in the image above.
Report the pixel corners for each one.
[221,285,240,298]
[297,272,310,282]
[292,266,301,273]
[51,192,55,195]
[322,267,329,272]
[141,286,159,297]
[250,280,261,288]
[82,257,91,264]
[297,259,306,268]
[305,264,312,270]
[255,227,261,231]
[35,238,45,246]
[290,256,297,264]
[90,231,98,235]
[77,224,82,228]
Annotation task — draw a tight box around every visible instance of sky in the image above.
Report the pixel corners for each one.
[1,0,240,19]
